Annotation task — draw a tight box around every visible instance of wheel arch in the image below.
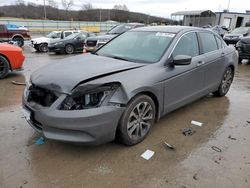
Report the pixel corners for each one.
[129,91,160,121]
[11,34,24,40]
[0,53,11,71]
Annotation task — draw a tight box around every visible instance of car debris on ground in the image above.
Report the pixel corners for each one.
[164,141,175,150]
[191,120,203,127]
[35,137,45,145]
[228,135,237,140]
[211,146,222,152]
[141,150,155,160]
[11,80,26,86]
[181,128,196,136]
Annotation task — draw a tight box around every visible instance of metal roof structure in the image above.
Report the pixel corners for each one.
[171,10,215,16]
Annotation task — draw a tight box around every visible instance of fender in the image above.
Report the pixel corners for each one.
[11,34,24,40]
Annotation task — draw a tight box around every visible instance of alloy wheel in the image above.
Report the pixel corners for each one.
[221,68,233,94]
[127,101,154,140]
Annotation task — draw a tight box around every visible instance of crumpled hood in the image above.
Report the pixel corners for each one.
[31,54,143,93]
[87,34,116,41]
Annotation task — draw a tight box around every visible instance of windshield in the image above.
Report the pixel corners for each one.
[107,24,137,35]
[97,31,175,63]
[231,27,249,34]
[47,31,60,38]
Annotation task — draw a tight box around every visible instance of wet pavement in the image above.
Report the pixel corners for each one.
[0,45,250,188]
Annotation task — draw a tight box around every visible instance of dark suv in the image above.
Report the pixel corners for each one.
[236,37,250,63]
[84,23,144,52]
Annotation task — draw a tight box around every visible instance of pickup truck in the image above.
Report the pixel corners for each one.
[31,30,81,52]
[0,24,31,47]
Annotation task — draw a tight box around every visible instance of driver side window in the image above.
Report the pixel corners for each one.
[172,32,199,58]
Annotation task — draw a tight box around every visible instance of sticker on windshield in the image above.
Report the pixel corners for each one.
[156,32,175,37]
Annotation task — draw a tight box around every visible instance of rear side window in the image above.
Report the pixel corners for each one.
[199,32,218,53]
[64,32,72,37]
[215,36,223,49]
[172,32,199,58]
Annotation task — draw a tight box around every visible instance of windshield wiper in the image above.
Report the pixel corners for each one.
[107,55,130,62]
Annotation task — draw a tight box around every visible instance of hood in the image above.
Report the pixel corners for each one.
[31,54,144,93]
[87,34,116,41]
[32,37,51,43]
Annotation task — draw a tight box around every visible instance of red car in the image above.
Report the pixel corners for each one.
[0,43,25,79]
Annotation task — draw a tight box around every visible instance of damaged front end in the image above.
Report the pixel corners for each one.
[24,80,127,110]
[59,82,122,110]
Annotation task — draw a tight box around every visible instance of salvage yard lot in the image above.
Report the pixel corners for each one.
[0,44,250,188]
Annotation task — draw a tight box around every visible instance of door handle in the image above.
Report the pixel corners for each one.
[196,61,205,67]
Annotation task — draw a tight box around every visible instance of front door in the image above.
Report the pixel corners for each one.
[164,32,205,114]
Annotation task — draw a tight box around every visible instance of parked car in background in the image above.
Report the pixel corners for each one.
[223,27,250,45]
[0,24,30,47]
[31,30,82,52]
[212,25,228,37]
[236,37,250,63]
[0,43,25,79]
[22,26,237,146]
[48,32,95,54]
[84,23,145,52]
[6,24,28,31]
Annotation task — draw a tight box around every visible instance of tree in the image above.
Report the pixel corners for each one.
[48,0,58,8]
[61,0,74,11]
[113,4,129,11]
[15,0,25,5]
[82,3,93,10]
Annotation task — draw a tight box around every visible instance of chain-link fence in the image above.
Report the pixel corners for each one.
[0,18,119,33]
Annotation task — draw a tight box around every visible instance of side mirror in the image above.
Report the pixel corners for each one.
[172,55,192,66]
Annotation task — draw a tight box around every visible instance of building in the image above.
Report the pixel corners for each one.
[171,10,250,30]
[215,10,250,30]
[171,10,216,27]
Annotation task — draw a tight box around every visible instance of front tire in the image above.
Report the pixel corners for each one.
[0,55,10,79]
[38,43,48,52]
[117,95,156,146]
[213,67,234,97]
[65,44,74,54]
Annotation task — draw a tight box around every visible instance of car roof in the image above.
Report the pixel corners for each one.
[131,25,205,33]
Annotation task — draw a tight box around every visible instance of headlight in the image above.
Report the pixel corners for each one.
[32,40,37,44]
[59,82,120,110]
[98,39,109,43]
[54,42,63,45]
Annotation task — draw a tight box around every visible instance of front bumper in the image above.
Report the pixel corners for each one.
[22,93,125,145]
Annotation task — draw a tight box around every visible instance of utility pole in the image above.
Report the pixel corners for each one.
[227,0,231,11]
[43,0,47,20]
[99,9,102,22]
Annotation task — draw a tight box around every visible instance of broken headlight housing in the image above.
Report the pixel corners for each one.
[59,83,120,110]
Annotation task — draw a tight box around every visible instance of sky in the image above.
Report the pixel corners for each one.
[0,0,249,18]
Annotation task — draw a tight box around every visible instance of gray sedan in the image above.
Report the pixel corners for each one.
[22,26,238,146]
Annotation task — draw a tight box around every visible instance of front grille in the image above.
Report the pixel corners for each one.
[86,40,97,47]
[27,85,58,107]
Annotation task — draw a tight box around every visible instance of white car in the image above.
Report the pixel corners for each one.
[31,30,80,52]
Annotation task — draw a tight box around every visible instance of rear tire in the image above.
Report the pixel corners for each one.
[213,67,234,97]
[12,37,24,47]
[38,43,48,52]
[65,44,74,54]
[0,55,10,79]
[117,95,156,146]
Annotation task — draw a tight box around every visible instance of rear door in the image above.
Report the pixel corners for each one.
[74,33,87,51]
[164,32,206,113]
[198,32,226,92]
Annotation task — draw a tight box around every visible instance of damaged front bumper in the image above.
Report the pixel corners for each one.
[22,87,125,145]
